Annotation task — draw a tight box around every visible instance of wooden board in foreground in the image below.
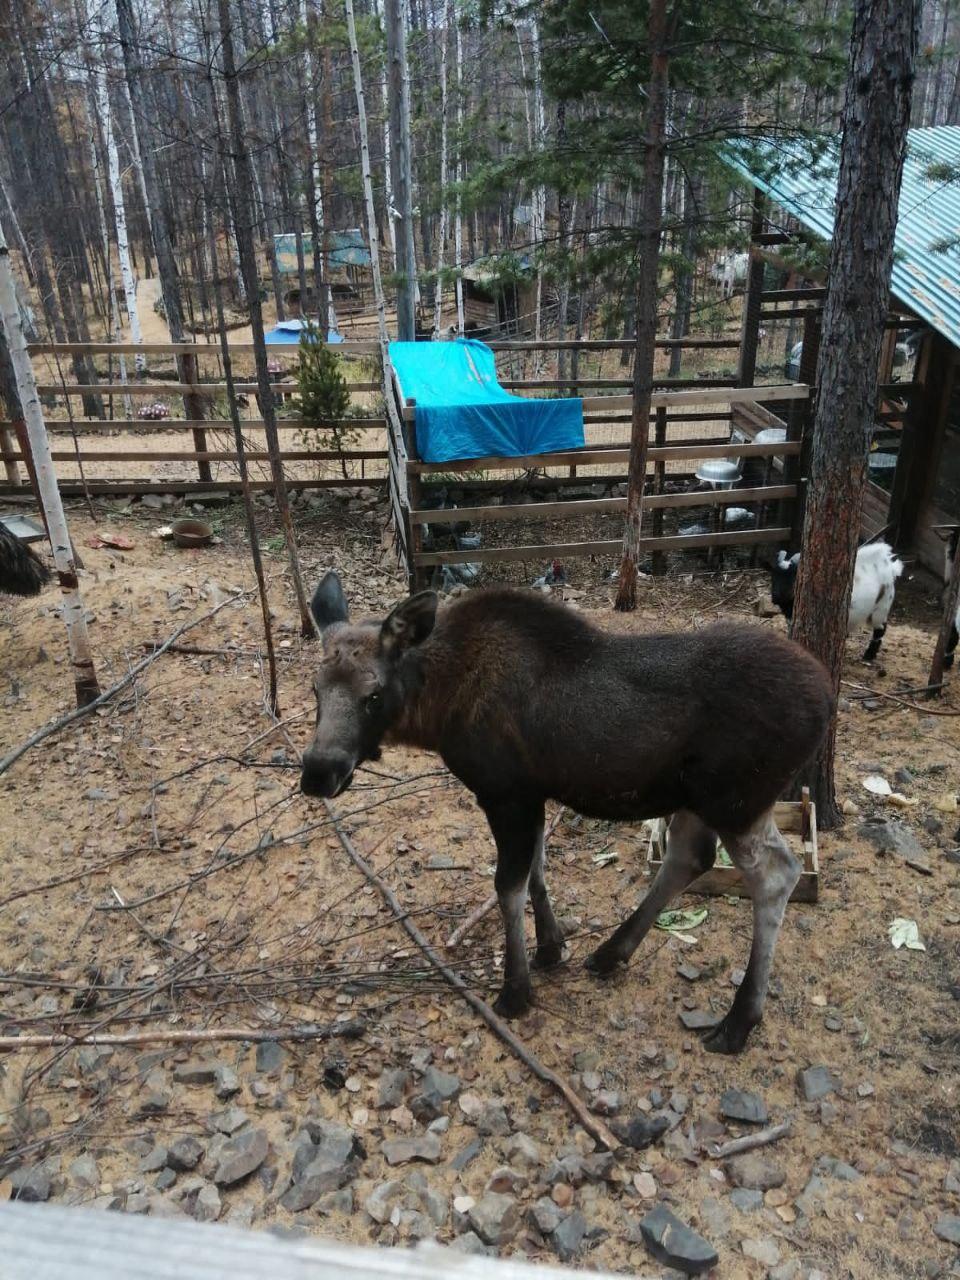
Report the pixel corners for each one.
[647,793,819,904]
[0,1203,628,1280]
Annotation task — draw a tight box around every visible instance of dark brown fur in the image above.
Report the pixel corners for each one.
[302,577,833,1052]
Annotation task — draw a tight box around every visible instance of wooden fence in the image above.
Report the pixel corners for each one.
[387,353,810,587]
[2,336,810,585]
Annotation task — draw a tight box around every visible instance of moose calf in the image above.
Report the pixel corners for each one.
[301,574,832,1055]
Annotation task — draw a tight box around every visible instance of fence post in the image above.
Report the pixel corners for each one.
[650,405,667,574]
[738,190,766,387]
[179,347,212,484]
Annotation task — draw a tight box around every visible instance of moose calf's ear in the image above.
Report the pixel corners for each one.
[380,591,438,655]
[311,571,350,631]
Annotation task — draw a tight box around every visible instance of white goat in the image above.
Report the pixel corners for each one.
[769,541,903,661]
[709,252,749,299]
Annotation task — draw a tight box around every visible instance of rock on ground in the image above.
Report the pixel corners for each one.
[467,1192,519,1246]
[638,1204,719,1276]
[213,1128,269,1187]
[725,1153,786,1191]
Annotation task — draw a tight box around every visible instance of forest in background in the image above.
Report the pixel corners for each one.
[0,0,956,376]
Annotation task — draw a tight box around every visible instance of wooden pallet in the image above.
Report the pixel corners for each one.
[647,789,819,903]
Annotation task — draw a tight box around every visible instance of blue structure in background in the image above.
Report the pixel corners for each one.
[389,339,584,464]
[263,319,343,345]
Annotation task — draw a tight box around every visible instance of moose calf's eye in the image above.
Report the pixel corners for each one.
[366,691,382,713]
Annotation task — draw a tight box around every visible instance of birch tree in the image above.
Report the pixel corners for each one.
[432,0,452,336]
[345,0,390,349]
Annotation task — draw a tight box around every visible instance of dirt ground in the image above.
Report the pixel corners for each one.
[0,494,958,1279]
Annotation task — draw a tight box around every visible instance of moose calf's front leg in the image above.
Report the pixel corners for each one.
[483,798,544,1018]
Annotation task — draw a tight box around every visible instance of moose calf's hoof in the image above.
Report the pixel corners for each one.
[701,1014,754,1056]
[492,985,532,1019]
[584,942,626,977]
[532,941,565,971]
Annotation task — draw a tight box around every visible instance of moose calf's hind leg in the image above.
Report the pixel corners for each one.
[586,811,716,975]
[529,822,566,970]
[703,815,799,1055]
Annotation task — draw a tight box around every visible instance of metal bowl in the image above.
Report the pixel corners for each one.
[694,458,742,488]
[755,427,787,445]
[171,518,213,548]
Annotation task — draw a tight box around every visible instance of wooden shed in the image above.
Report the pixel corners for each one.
[724,125,960,575]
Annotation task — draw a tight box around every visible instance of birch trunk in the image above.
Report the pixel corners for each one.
[345,0,389,349]
[97,59,144,374]
[454,21,464,335]
[432,0,452,337]
[371,0,398,269]
[299,0,331,328]
[530,19,546,353]
[790,0,919,827]
[115,0,210,480]
[0,222,100,706]
[385,0,417,339]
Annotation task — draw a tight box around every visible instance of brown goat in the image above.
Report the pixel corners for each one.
[301,573,833,1054]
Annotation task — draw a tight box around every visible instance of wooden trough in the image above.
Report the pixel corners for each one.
[647,789,819,903]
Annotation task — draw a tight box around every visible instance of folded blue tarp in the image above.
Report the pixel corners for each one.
[389,339,584,464]
[264,320,343,344]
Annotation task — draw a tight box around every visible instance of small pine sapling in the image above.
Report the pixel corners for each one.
[291,321,358,479]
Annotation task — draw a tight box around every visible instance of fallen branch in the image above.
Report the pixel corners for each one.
[445,807,566,949]
[0,1018,366,1052]
[708,1120,792,1159]
[140,642,270,658]
[0,846,152,908]
[0,591,250,777]
[840,680,960,717]
[325,801,620,1154]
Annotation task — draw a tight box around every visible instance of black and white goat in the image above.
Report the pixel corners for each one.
[944,528,959,670]
[770,541,903,661]
[0,523,50,597]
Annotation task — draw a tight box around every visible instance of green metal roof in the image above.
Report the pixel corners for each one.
[723,126,960,350]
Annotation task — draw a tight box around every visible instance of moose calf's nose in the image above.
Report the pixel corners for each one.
[300,747,354,798]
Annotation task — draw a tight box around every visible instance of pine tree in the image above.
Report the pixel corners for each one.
[293,322,351,426]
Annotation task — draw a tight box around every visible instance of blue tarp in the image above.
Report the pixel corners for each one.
[264,321,343,345]
[389,339,584,464]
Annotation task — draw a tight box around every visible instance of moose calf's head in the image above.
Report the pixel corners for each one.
[300,571,438,799]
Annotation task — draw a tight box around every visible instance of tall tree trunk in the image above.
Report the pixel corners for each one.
[454,19,464,334]
[0,220,100,706]
[115,0,210,477]
[215,0,314,637]
[615,0,669,612]
[95,46,145,373]
[371,0,398,270]
[385,0,417,338]
[432,0,452,337]
[300,0,330,328]
[791,0,919,828]
[345,0,389,348]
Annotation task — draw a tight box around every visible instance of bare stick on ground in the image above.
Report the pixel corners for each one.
[0,1020,366,1052]
[325,801,621,1153]
[708,1120,792,1159]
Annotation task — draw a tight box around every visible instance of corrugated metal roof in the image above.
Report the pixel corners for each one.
[723,126,960,350]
